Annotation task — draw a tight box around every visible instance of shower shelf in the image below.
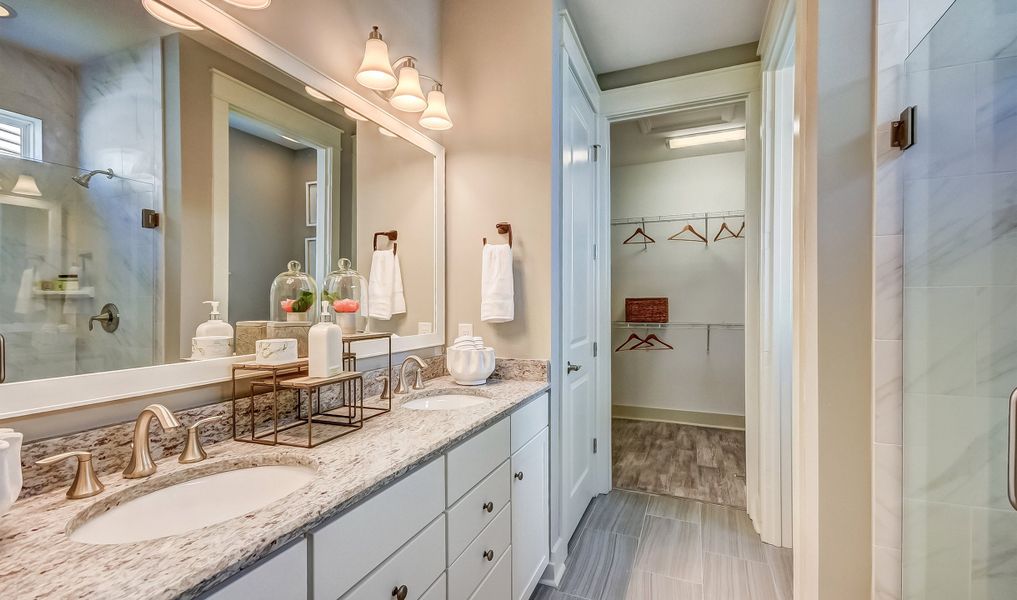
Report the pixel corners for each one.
[31,286,95,299]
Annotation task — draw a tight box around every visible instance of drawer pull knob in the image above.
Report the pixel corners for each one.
[483,549,495,561]
[483,501,494,513]
[514,471,524,481]
[392,585,408,600]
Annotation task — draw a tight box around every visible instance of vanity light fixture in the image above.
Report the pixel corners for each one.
[0,2,17,18]
[343,107,368,122]
[141,0,203,30]
[378,127,398,138]
[11,174,42,197]
[222,0,271,8]
[666,127,746,149]
[355,26,453,129]
[355,27,398,91]
[304,85,332,102]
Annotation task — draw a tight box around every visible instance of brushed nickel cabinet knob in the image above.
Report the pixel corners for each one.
[514,471,524,481]
[391,584,408,600]
[483,501,494,513]
[483,549,494,561]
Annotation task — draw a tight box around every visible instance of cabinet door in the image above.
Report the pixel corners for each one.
[204,539,307,600]
[510,428,549,600]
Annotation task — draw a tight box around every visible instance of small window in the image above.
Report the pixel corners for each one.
[0,108,42,161]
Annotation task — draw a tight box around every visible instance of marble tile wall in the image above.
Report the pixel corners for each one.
[16,356,547,499]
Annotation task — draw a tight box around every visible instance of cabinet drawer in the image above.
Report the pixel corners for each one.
[447,505,511,600]
[420,573,447,600]
[447,460,510,563]
[446,418,509,506]
[204,539,307,600]
[469,547,511,600]
[342,515,446,600]
[510,393,548,453]
[311,458,445,600]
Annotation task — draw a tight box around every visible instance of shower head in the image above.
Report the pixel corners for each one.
[72,168,114,188]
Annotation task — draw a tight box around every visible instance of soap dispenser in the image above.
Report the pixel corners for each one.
[309,301,343,378]
[196,301,234,337]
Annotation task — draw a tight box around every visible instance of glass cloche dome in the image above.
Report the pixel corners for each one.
[322,258,368,333]
[270,260,319,323]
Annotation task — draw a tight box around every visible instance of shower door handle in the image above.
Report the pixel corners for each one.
[0,333,5,383]
[1009,387,1017,511]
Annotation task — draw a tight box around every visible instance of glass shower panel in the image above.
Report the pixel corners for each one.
[903,0,1017,597]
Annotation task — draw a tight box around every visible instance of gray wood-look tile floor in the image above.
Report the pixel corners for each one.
[532,490,792,600]
[611,419,747,509]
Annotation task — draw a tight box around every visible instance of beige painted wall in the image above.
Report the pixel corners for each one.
[441,0,556,359]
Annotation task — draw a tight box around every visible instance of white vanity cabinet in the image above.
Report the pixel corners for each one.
[203,392,549,600]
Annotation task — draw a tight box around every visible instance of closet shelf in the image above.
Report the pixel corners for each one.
[612,321,744,330]
[610,210,744,226]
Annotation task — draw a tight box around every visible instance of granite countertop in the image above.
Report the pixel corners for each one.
[0,377,549,600]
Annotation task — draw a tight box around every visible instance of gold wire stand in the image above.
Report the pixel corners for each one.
[231,359,364,448]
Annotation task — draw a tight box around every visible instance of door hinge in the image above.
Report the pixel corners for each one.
[591,144,601,162]
[593,342,598,357]
[891,105,916,151]
[593,243,598,260]
[593,438,598,454]
[141,209,160,229]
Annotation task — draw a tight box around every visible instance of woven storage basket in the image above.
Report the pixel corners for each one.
[625,297,668,323]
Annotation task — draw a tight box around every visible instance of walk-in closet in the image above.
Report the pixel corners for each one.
[609,104,747,509]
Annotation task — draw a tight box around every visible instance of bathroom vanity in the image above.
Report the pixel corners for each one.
[0,380,549,600]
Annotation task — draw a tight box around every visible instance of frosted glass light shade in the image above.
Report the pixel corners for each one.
[304,86,331,101]
[356,38,397,91]
[343,107,368,121]
[389,66,427,112]
[419,89,453,130]
[141,0,202,30]
[12,175,41,197]
[223,0,271,8]
[378,127,397,138]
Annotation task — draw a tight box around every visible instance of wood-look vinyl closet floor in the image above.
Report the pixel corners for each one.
[611,418,747,509]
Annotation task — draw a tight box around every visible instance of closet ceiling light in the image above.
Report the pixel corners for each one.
[378,127,397,138]
[355,27,398,91]
[222,0,272,8]
[666,128,745,149]
[389,61,427,113]
[343,107,368,122]
[142,0,203,30]
[304,86,332,102]
[0,3,16,18]
[12,175,42,197]
[419,85,453,131]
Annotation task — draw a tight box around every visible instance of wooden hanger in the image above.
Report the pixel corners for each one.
[614,333,646,352]
[483,222,513,247]
[632,333,674,350]
[714,221,745,241]
[373,230,398,255]
[622,226,655,245]
[668,223,708,244]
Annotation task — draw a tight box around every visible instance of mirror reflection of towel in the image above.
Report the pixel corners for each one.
[481,244,514,323]
[368,249,406,320]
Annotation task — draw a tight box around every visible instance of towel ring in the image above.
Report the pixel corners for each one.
[373,230,398,255]
[483,222,512,248]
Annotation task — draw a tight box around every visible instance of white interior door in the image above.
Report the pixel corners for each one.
[561,64,599,545]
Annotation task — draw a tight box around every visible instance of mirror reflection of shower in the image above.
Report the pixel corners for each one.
[71,168,114,188]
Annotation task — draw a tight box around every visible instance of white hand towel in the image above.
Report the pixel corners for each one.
[481,243,514,323]
[14,268,39,315]
[368,249,406,320]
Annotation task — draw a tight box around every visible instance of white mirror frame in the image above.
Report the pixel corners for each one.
[0,0,445,419]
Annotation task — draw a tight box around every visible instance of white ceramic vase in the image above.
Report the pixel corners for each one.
[0,429,23,516]
[446,347,496,386]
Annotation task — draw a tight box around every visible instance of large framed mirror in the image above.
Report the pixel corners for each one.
[0,0,444,417]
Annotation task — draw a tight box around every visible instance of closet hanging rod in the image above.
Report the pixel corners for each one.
[612,321,744,330]
[610,210,745,226]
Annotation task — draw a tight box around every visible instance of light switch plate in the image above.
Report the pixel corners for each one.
[457,323,473,337]
[418,322,433,335]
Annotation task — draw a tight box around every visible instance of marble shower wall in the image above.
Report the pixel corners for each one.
[892,0,1017,597]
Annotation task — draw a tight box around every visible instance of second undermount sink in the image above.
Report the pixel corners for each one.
[402,389,492,411]
[69,463,315,545]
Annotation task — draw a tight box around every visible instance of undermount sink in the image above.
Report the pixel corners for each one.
[69,463,315,545]
[403,392,490,411]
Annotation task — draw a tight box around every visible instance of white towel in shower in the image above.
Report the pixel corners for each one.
[14,268,40,315]
[368,249,406,320]
[481,243,514,323]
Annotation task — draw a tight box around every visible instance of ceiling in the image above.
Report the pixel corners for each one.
[611,102,746,167]
[564,0,768,74]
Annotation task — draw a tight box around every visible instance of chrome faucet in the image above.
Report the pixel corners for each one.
[393,355,427,394]
[123,404,181,479]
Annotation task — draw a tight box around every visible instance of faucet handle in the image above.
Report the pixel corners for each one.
[179,415,222,464]
[36,450,105,499]
[377,374,392,400]
[412,368,426,390]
